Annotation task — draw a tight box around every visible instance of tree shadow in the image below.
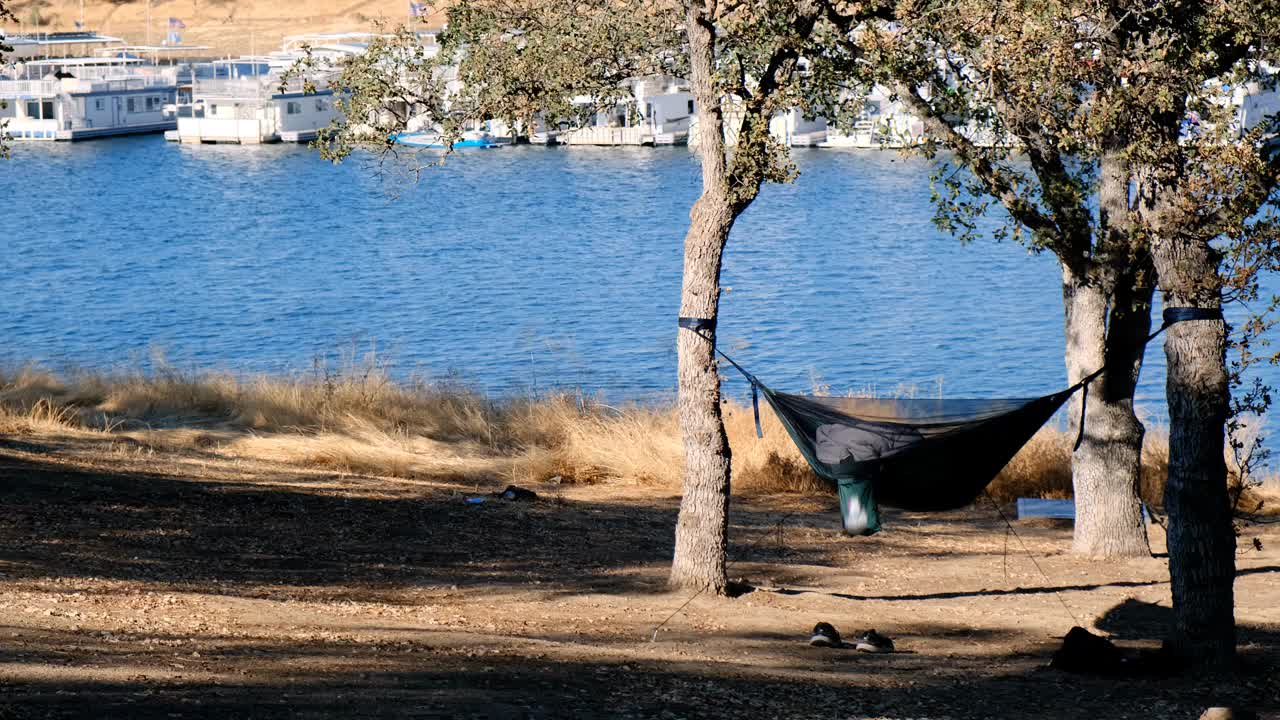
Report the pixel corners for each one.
[1,621,1276,719]
[0,446,684,599]
[1095,596,1280,668]
[0,446,902,601]
[765,566,1280,603]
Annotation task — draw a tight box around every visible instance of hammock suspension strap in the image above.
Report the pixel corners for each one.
[680,316,764,437]
[1070,306,1225,451]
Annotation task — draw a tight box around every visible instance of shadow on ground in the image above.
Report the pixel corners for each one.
[0,443,678,599]
[1,618,1277,720]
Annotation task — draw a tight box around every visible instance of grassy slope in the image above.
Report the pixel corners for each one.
[0,364,1216,506]
[6,0,447,55]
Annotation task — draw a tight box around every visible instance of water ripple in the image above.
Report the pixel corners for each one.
[0,137,1273,421]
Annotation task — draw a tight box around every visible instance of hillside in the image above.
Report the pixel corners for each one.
[4,0,447,56]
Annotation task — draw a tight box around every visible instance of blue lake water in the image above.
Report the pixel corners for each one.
[0,135,1273,420]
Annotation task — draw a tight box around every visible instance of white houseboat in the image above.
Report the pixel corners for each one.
[166,59,339,144]
[0,56,179,141]
[558,76,695,146]
[821,87,925,149]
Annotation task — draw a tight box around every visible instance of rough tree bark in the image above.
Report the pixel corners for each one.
[1063,150,1153,557]
[1062,270,1153,557]
[903,88,1153,557]
[1149,231,1236,668]
[669,2,738,593]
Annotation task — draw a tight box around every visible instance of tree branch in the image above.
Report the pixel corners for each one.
[892,83,1059,241]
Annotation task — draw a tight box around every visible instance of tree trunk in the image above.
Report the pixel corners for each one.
[1149,234,1235,669]
[1061,268,1151,557]
[669,2,737,593]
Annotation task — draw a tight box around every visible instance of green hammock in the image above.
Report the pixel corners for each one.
[679,306,1221,535]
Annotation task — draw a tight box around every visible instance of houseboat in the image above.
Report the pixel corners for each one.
[558,76,694,146]
[821,88,925,149]
[165,59,339,144]
[0,56,178,141]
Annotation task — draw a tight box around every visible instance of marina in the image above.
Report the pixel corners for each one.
[4,27,1278,149]
[1,23,1279,405]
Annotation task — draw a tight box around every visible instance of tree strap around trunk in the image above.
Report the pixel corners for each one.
[1071,307,1222,451]
[679,316,763,437]
[1162,307,1224,324]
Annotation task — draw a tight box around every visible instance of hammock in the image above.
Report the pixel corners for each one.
[755,384,1076,535]
[678,306,1221,536]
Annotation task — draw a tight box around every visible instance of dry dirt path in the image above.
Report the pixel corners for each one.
[0,435,1277,718]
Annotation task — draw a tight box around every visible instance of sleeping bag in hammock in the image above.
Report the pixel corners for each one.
[755,384,1079,535]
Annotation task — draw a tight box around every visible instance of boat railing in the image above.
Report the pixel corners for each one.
[0,80,60,98]
[68,66,180,83]
[76,76,178,93]
[194,75,333,102]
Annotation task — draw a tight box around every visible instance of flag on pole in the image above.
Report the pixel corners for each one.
[168,17,186,29]
[409,2,429,18]
[73,19,83,30]
[165,30,182,45]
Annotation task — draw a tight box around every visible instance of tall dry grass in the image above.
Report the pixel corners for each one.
[3,363,1269,504]
[985,425,1171,504]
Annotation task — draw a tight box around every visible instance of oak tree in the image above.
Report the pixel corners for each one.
[301,0,890,594]
[861,0,1280,666]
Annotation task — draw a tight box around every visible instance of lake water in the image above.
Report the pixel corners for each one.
[0,136,1272,419]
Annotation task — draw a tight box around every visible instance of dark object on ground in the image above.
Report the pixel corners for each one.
[853,629,895,653]
[496,485,538,501]
[809,622,842,647]
[1051,627,1125,674]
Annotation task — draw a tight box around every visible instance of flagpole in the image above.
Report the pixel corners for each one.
[146,0,152,46]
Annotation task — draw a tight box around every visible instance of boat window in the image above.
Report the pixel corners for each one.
[94,98,106,111]
[687,100,695,115]
[25,100,54,119]
[287,101,302,115]
[127,98,137,113]
[315,98,328,112]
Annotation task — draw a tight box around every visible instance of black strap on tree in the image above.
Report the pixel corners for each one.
[679,316,764,437]
[1070,306,1225,451]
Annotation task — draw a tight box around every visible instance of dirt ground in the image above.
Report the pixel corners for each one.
[1,433,1277,719]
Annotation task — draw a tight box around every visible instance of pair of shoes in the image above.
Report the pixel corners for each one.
[808,622,842,647]
[853,629,894,653]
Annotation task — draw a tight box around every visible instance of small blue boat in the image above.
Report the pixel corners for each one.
[391,131,507,149]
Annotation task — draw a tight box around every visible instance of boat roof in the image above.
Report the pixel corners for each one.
[19,56,145,66]
[7,31,126,46]
[112,45,215,53]
[284,32,386,41]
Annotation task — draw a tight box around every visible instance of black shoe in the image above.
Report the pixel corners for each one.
[497,485,538,501]
[853,629,894,653]
[809,622,842,647]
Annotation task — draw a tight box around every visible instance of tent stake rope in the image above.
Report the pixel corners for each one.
[984,489,1081,627]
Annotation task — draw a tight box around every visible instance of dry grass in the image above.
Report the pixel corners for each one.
[5,0,447,56]
[4,364,1273,505]
[986,425,1173,505]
